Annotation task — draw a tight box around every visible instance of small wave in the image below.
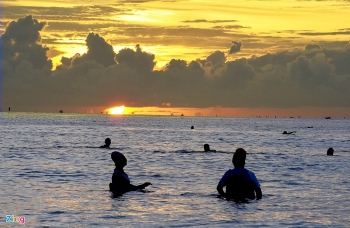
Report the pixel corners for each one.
[47,211,65,215]
[288,167,304,171]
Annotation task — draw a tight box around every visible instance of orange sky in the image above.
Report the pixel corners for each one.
[2,0,350,69]
[1,0,350,117]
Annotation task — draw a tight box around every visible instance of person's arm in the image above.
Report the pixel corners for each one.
[217,171,230,197]
[129,182,152,191]
[255,187,262,200]
[217,184,226,197]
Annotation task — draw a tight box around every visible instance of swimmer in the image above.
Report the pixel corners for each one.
[204,144,216,152]
[109,151,151,195]
[282,131,295,134]
[100,138,111,148]
[217,148,262,201]
[327,147,334,156]
[191,126,194,129]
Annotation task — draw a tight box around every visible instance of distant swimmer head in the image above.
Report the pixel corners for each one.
[232,148,246,168]
[105,138,111,146]
[327,147,334,156]
[283,131,288,134]
[204,144,210,151]
[111,151,127,167]
[191,126,194,129]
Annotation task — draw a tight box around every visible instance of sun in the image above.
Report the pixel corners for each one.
[107,106,125,115]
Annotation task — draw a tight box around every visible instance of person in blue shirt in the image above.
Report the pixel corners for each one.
[109,151,151,195]
[217,148,262,201]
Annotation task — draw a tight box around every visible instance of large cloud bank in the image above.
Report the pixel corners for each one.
[2,16,350,110]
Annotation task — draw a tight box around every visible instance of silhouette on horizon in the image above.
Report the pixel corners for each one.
[217,148,262,202]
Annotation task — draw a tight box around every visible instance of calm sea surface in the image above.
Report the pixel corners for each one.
[1,112,350,227]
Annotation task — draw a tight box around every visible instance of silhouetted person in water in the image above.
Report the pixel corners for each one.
[191,126,194,129]
[204,144,216,152]
[100,138,111,148]
[282,131,295,134]
[217,148,262,201]
[109,152,151,196]
[327,147,334,156]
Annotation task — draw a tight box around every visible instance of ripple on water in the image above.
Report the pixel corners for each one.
[1,115,350,227]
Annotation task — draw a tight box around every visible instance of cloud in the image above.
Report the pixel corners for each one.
[229,41,242,54]
[299,31,350,36]
[182,19,238,23]
[46,47,65,58]
[305,44,321,51]
[1,15,52,69]
[76,33,116,68]
[3,16,350,112]
[212,25,248,30]
[115,44,156,72]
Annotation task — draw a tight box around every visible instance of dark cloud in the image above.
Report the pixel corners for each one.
[82,33,116,68]
[165,59,187,70]
[115,44,156,72]
[3,16,350,111]
[305,44,321,51]
[229,41,242,54]
[206,51,226,66]
[1,15,52,69]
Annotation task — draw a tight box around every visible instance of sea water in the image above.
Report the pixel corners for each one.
[1,112,349,227]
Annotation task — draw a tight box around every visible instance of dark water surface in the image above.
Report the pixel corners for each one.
[1,113,350,227]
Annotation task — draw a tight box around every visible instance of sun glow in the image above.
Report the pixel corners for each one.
[107,106,125,115]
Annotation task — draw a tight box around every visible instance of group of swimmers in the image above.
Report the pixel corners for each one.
[101,138,262,201]
[101,134,335,201]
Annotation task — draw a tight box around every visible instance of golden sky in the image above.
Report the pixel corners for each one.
[2,0,350,68]
[1,0,350,117]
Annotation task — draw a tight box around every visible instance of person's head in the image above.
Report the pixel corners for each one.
[191,126,194,129]
[105,138,111,146]
[283,131,287,134]
[232,148,246,168]
[327,147,334,156]
[204,144,210,151]
[111,151,127,168]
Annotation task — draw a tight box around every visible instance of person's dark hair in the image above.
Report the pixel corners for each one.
[232,148,246,168]
[327,147,334,156]
[111,151,127,167]
[204,144,210,151]
[105,138,111,145]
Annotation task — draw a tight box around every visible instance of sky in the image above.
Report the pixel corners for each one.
[1,0,350,117]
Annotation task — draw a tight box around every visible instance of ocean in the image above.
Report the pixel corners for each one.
[1,112,349,227]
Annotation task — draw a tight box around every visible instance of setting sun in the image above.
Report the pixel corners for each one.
[107,106,125,115]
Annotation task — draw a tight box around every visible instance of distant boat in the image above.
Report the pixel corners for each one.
[59,110,63,113]
[325,117,331,119]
